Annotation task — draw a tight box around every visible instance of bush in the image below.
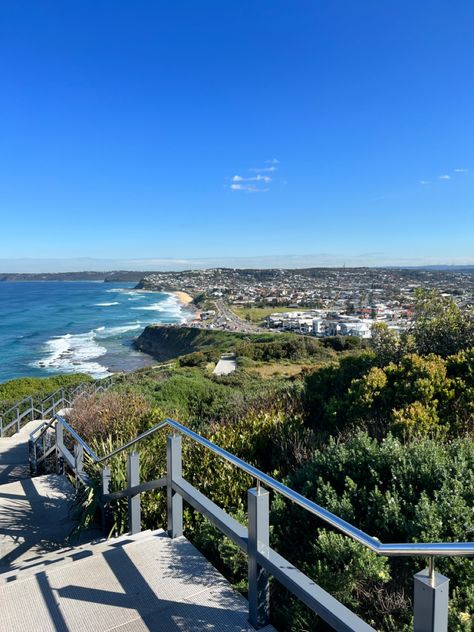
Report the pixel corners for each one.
[178,349,220,367]
[68,391,152,443]
[271,433,474,630]
[236,336,334,363]
[0,373,92,407]
[321,335,364,351]
[304,350,474,439]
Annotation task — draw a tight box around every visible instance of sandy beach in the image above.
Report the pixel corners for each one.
[173,291,194,306]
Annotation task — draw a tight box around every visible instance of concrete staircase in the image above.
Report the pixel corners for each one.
[0,420,274,631]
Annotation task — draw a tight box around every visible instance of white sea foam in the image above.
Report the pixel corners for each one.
[132,296,180,313]
[95,302,120,306]
[33,330,110,378]
[95,323,142,337]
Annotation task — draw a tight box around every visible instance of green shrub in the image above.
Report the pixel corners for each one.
[271,433,474,630]
[321,335,365,351]
[0,373,92,407]
[178,349,220,367]
[304,350,474,439]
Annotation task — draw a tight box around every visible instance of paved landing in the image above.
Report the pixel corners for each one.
[0,530,276,632]
[213,355,237,376]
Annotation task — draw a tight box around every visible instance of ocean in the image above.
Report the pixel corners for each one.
[0,281,190,383]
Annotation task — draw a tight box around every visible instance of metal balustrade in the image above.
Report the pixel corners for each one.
[29,414,474,632]
[0,376,114,437]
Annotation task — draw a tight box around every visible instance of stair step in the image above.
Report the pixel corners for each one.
[0,529,162,585]
[0,531,276,632]
[0,474,83,571]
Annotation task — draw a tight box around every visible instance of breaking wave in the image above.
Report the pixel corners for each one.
[33,330,110,378]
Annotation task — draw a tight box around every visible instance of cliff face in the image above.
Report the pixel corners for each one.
[134,326,199,360]
[134,325,243,361]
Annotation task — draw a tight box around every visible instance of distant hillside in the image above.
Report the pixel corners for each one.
[0,271,151,282]
[412,265,474,273]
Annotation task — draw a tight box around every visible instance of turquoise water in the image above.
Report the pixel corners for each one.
[0,281,189,382]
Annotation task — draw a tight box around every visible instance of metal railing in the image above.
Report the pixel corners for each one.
[30,414,474,632]
[0,376,114,438]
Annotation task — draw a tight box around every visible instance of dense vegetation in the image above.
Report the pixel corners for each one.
[134,324,293,360]
[3,291,473,630]
[0,373,91,410]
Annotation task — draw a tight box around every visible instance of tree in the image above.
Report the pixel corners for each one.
[410,289,474,357]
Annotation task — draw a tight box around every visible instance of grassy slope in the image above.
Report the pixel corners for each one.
[230,306,310,324]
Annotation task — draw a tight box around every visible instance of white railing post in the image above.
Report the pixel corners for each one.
[127,451,141,534]
[101,466,113,534]
[167,433,183,538]
[74,443,84,485]
[55,422,64,474]
[41,426,47,465]
[248,485,270,628]
[413,560,449,632]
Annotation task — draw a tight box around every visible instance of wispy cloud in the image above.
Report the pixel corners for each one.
[250,165,277,173]
[228,160,279,192]
[230,183,267,192]
[232,174,272,183]
[419,167,469,186]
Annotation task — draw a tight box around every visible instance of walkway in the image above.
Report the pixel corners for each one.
[0,416,275,631]
[213,354,237,376]
[1,530,275,631]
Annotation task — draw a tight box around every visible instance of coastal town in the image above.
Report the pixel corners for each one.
[137,266,474,339]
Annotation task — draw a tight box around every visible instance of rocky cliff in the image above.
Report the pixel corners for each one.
[134,325,245,361]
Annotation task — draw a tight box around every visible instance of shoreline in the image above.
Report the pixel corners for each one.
[172,290,194,306]
[171,290,201,324]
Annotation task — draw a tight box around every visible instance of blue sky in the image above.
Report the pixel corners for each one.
[0,1,473,270]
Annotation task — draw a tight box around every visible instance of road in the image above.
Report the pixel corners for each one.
[212,300,262,333]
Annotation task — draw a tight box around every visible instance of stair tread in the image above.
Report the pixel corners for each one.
[0,474,79,570]
[0,531,276,632]
[0,529,162,584]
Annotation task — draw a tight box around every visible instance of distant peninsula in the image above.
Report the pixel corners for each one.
[0,271,150,282]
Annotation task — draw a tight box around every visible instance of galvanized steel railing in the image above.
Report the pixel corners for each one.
[30,414,474,632]
[0,376,114,437]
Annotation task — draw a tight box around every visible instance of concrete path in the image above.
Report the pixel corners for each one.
[213,354,237,376]
[0,529,276,632]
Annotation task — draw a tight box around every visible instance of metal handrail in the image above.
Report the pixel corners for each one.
[1,376,114,437]
[0,395,33,417]
[47,413,474,559]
